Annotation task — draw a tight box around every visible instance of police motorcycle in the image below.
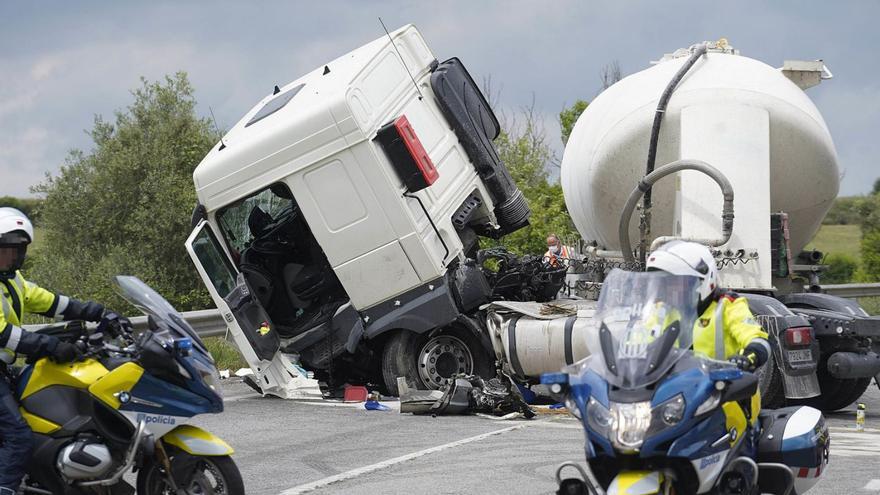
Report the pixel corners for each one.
[11,276,243,495]
[543,269,829,495]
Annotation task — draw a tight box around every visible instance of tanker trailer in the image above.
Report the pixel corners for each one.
[560,40,880,411]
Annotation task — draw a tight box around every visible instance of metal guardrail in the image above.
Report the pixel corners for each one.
[24,309,228,338]
[24,284,880,337]
[817,283,880,299]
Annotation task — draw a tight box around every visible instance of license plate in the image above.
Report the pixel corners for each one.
[787,349,813,363]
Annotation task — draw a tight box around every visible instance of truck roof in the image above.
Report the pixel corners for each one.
[193,24,431,212]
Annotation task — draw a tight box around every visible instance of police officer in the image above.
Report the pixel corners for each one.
[0,207,125,493]
[646,240,771,371]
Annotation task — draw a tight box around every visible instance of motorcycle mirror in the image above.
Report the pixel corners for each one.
[719,373,758,404]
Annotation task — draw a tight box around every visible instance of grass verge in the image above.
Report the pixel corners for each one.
[807,224,862,261]
[203,336,248,371]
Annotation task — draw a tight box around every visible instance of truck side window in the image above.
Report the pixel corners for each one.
[192,226,237,298]
[218,187,293,255]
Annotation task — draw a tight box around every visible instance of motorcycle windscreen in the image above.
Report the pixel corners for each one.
[185,221,280,361]
[583,269,700,389]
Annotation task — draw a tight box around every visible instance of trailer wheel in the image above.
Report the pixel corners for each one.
[381,326,495,396]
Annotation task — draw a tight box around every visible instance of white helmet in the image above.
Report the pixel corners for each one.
[0,207,34,278]
[646,240,719,306]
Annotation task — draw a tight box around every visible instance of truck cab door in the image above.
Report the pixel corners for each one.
[185,220,320,399]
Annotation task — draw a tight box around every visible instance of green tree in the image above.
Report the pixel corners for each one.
[559,100,588,146]
[492,109,578,255]
[873,177,880,195]
[30,73,215,312]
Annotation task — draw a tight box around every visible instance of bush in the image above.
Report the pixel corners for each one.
[859,229,880,283]
[822,253,858,284]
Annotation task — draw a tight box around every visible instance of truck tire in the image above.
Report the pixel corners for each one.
[757,352,786,409]
[381,326,495,396]
[798,365,872,412]
[837,377,872,408]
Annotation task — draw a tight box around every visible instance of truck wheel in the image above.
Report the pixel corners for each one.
[837,377,872,408]
[799,365,872,412]
[757,352,786,409]
[381,326,495,396]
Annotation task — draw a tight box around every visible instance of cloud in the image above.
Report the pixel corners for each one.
[0,1,878,199]
[0,127,56,196]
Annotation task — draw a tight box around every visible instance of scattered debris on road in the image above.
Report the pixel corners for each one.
[399,372,535,418]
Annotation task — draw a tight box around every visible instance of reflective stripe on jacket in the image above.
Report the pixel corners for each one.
[693,293,768,360]
[0,270,65,362]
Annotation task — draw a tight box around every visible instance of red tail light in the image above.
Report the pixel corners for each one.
[375,115,439,192]
[785,327,813,346]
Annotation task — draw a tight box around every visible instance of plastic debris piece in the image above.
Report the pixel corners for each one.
[235,368,254,377]
[365,400,392,411]
[343,384,368,403]
[219,369,231,380]
[497,412,523,420]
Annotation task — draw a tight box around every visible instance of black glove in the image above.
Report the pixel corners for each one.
[98,311,131,337]
[49,340,82,363]
[729,351,758,372]
[62,299,105,323]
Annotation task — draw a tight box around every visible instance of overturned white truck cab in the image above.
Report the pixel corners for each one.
[185,25,533,397]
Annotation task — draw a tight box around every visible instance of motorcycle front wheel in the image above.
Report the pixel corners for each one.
[137,449,245,495]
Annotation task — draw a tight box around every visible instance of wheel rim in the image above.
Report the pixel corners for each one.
[417,334,474,388]
[147,458,228,495]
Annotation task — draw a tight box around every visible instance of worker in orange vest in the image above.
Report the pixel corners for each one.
[544,234,572,268]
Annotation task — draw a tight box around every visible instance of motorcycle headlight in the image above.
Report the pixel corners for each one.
[192,356,223,398]
[202,368,224,398]
[610,401,652,451]
[656,394,686,426]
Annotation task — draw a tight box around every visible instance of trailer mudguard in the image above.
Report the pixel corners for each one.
[779,292,868,316]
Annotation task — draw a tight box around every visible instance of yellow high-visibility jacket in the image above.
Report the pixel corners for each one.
[1,270,103,363]
[638,292,767,360]
[693,292,768,361]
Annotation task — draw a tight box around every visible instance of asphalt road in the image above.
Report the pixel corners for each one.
[193,380,880,495]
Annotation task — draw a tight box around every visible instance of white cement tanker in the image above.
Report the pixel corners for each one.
[553,41,880,412]
[561,41,839,291]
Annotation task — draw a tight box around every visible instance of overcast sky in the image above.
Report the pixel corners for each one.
[1,1,877,198]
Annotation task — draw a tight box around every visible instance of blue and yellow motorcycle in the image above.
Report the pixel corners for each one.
[544,269,829,495]
[13,276,243,495]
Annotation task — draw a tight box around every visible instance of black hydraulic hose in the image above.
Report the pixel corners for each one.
[640,43,708,261]
[620,159,734,264]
